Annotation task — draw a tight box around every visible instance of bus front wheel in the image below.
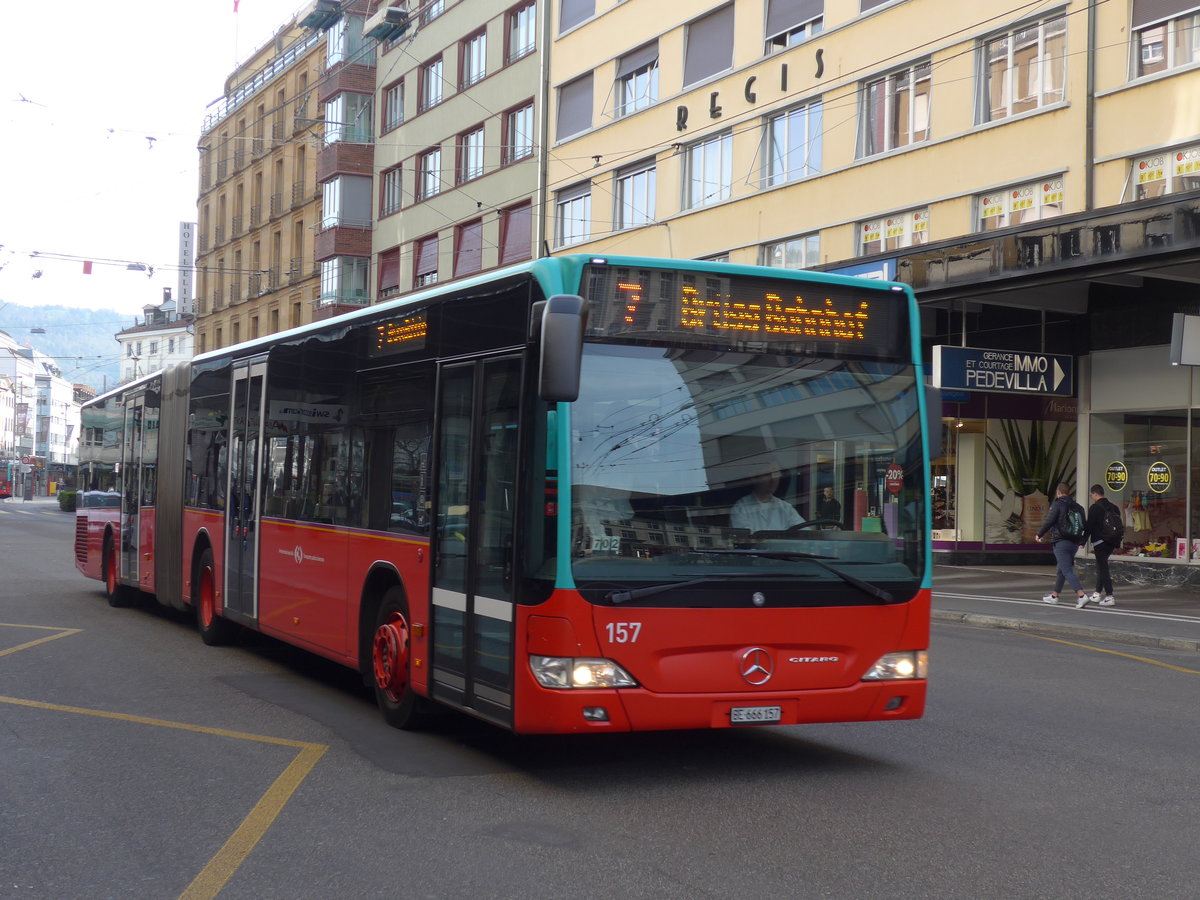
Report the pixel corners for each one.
[372,587,429,730]
[195,548,237,646]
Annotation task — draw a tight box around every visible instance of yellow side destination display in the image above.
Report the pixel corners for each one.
[369,311,428,357]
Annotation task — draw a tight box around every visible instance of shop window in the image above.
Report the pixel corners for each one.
[860,207,928,254]
[977,178,1063,231]
[1090,411,1188,558]
[1132,143,1200,199]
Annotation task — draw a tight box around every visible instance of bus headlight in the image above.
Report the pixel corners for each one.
[530,656,638,689]
[862,650,928,681]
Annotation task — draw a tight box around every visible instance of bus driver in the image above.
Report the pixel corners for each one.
[730,462,802,533]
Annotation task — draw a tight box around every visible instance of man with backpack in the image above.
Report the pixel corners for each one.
[1084,483,1123,607]
[1035,482,1090,607]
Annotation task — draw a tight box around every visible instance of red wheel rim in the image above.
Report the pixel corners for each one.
[106,543,118,595]
[199,563,216,627]
[373,612,410,699]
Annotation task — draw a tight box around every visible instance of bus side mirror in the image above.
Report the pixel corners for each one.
[924,385,942,459]
[538,294,588,402]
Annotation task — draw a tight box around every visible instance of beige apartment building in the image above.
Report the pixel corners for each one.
[369,0,543,293]
[548,0,1200,578]
[195,14,327,352]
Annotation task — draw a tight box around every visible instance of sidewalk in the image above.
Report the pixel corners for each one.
[933,564,1200,653]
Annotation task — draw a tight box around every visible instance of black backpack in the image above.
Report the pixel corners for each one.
[1097,499,1124,544]
[1059,499,1086,542]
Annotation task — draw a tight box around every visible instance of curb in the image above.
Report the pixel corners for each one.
[932,610,1200,654]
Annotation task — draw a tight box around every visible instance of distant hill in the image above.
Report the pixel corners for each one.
[0,303,128,393]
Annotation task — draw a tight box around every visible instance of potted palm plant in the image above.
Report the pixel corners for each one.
[986,419,1076,543]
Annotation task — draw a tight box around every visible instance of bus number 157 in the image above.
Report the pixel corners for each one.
[605,622,642,643]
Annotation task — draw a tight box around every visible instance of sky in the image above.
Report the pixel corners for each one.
[0,0,308,320]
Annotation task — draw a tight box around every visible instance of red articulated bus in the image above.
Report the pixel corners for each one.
[75,255,934,734]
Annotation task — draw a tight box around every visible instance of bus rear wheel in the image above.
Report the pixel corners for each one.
[372,588,429,730]
[104,537,134,608]
[195,548,237,646]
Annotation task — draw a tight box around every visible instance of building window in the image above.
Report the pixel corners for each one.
[615,161,656,229]
[860,208,929,254]
[503,103,535,164]
[417,148,442,200]
[555,182,592,247]
[684,132,732,209]
[326,92,373,144]
[615,43,658,117]
[381,166,403,215]
[977,179,1063,231]
[379,247,401,299]
[1133,143,1200,198]
[859,60,931,157]
[319,256,370,306]
[322,175,372,228]
[327,14,367,68]
[560,0,594,33]
[499,201,533,264]
[765,100,822,186]
[454,219,484,277]
[421,0,445,25]
[458,126,486,183]
[420,57,444,112]
[978,13,1066,123]
[765,0,822,54]
[1133,5,1200,77]
[414,235,439,287]
[762,234,820,269]
[461,31,487,88]
[684,4,734,87]
[383,80,404,133]
[556,73,593,141]
[508,1,536,62]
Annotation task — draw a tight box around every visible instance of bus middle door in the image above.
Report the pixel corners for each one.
[224,358,267,624]
[118,393,145,590]
[430,356,522,727]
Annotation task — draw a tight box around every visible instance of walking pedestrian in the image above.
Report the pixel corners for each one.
[1084,483,1122,607]
[1035,482,1089,607]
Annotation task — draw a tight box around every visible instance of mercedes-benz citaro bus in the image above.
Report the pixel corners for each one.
[75,255,934,734]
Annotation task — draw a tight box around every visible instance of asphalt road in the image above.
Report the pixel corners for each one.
[2,502,1197,899]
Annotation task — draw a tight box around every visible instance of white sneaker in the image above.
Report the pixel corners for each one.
[1088,592,1102,602]
[1042,593,1059,603]
[1099,596,1116,607]
[1075,594,1091,609]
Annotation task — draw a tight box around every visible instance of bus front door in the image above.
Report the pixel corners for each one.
[224,359,267,623]
[430,356,522,726]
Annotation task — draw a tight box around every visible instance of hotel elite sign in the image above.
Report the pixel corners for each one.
[932,345,1074,397]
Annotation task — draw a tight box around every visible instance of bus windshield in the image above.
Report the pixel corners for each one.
[568,342,925,606]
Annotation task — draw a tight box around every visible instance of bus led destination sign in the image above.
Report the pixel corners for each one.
[932,345,1074,397]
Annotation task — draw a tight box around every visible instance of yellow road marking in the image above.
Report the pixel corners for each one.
[936,621,1200,674]
[0,696,329,899]
[1020,633,1200,674]
[0,623,82,658]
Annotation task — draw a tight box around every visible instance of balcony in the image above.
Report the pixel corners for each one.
[269,193,283,217]
[230,282,243,305]
[248,273,262,296]
[273,120,286,141]
[198,234,209,253]
[292,181,308,208]
[232,215,244,237]
[253,136,266,157]
[212,286,225,308]
[217,159,228,179]
[267,266,281,290]
[289,256,306,284]
[196,298,209,316]
[314,223,371,260]
[234,148,246,170]
[250,205,261,227]
[317,141,374,181]
[214,225,225,245]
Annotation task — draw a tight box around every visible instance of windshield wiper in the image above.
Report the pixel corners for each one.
[694,549,894,603]
[605,573,784,605]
